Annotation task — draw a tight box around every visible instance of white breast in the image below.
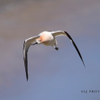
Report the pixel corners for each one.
[40,31,55,46]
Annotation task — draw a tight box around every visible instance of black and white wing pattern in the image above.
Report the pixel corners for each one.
[23,35,39,81]
[52,30,85,67]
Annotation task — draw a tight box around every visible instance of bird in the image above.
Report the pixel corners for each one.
[23,30,85,81]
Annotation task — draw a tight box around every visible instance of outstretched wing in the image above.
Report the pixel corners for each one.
[23,35,39,81]
[52,30,85,67]
[52,30,66,37]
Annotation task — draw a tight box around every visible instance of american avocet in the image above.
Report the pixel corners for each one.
[23,30,85,80]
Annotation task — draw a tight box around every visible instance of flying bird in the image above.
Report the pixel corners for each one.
[23,30,85,81]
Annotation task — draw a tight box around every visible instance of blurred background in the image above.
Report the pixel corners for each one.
[0,0,100,100]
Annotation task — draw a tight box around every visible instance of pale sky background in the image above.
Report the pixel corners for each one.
[0,0,100,100]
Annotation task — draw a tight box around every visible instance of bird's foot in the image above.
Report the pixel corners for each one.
[55,47,59,50]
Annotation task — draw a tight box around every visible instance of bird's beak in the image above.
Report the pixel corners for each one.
[32,42,38,45]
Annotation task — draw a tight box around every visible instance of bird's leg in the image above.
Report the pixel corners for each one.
[53,43,59,50]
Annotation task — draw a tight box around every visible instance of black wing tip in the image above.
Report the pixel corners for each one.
[23,40,29,81]
[26,76,28,81]
[64,31,68,33]
[26,70,28,81]
[83,62,86,68]
[64,31,69,35]
[24,63,28,81]
[25,64,28,81]
[64,31,86,68]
